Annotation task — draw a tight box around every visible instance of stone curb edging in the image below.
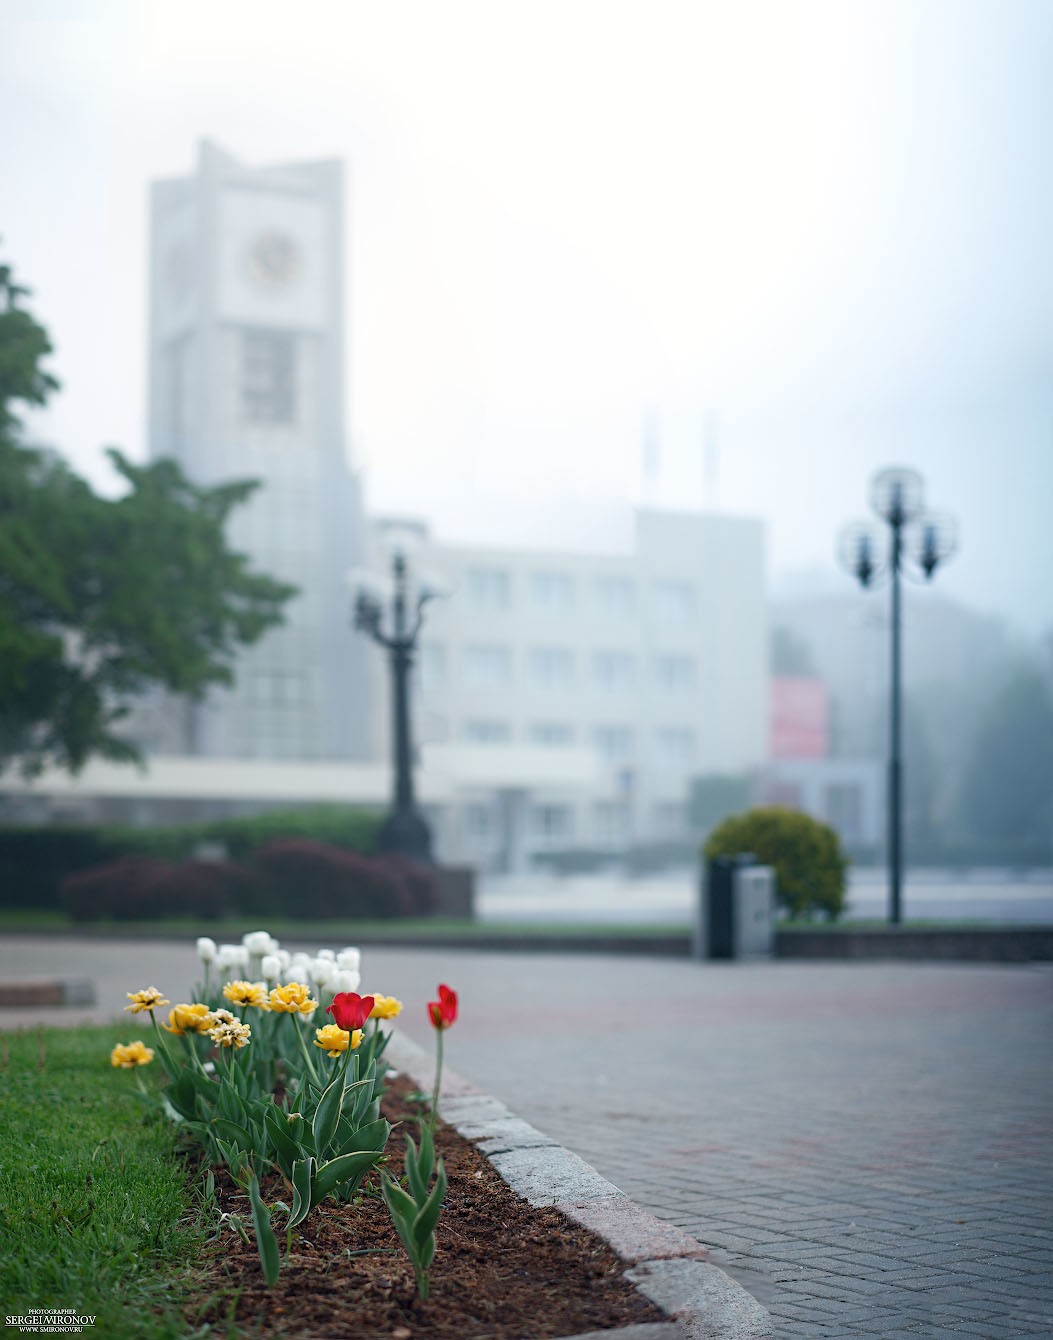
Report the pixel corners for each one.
[386,1030,773,1340]
[0,979,96,1008]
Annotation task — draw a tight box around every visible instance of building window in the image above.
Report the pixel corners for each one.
[464,568,511,611]
[242,329,296,424]
[653,655,696,694]
[594,801,630,843]
[593,575,635,618]
[528,722,575,747]
[651,579,696,622]
[653,727,696,767]
[593,724,635,762]
[464,802,495,840]
[462,644,512,690]
[462,719,511,744]
[168,335,192,444]
[529,571,574,614]
[592,650,636,692]
[249,669,309,708]
[530,804,573,842]
[527,647,575,691]
[418,643,446,694]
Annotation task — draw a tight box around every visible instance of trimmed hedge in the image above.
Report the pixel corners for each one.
[0,827,120,909]
[58,840,440,922]
[704,805,848,921]
[0,805,382,911]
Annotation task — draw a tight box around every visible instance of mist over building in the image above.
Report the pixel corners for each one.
[139,140,370,764]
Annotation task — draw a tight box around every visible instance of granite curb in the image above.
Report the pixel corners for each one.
[386,1030,773,1340]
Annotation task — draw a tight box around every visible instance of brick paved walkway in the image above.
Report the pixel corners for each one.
[3,938,1051,1337]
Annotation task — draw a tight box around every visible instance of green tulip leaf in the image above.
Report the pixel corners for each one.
[247,1174,281,1286]
[313,1148,385,1201]
[289,1156,315,1229]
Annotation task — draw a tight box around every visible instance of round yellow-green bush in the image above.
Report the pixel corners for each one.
[703,806,848,921]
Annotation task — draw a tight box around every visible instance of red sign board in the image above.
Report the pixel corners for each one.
[771,677,829,759]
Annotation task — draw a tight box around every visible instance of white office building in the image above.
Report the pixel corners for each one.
[363,506,768,868]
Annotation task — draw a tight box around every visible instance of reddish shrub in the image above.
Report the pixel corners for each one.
[60,855,173,921]
[371,854,440,916]
[252,839,415,919]
[148,860,256,921]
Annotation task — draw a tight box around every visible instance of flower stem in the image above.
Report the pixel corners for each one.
[289,1013,321,1087]
[430,1028,444,1137]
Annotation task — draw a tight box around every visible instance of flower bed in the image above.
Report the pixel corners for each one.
[187,1073,664,1337]
[109,929,663,1337]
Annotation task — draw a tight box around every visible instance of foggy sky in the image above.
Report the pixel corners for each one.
[2,0,1051,635]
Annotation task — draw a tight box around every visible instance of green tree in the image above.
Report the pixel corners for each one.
[704,805,848,920]
[0,261,296,776]
[955,664,1053,852]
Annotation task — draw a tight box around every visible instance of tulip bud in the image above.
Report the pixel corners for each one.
[196,937,217,963]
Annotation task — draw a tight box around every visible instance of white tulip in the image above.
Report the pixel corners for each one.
[196,936,217,963]
[315,948,336,961]
[277,949,291,971]
[217,943,250,971]
[336,948,361,971]
[242,930,274,955]
[312,957,335,987]
[332,968,361,994]
[260,954,282,982]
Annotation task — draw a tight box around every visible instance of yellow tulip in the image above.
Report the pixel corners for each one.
[110,1040,155,1068]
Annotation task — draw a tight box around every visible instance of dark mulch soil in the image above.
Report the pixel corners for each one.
[187,1075,665,1339]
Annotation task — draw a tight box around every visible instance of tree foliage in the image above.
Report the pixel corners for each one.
[0,261,296,776]
[955,664,1053,850]
[704,805,848,920]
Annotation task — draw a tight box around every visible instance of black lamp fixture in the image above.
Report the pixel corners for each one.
[351,543,440,864]
[838,467,958,924]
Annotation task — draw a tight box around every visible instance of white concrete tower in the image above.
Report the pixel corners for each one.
[147,140,368,761]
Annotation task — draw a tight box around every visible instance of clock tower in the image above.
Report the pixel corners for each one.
[147,140,369,762]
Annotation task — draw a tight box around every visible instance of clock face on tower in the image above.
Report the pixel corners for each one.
[246,231,301,289]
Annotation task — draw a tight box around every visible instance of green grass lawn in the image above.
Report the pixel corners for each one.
[0,1024,222,1338]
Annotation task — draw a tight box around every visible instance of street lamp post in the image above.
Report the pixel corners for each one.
[353,549,435,864]
[838,467,957,924]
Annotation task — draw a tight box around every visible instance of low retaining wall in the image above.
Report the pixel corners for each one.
[775,926,1053,962]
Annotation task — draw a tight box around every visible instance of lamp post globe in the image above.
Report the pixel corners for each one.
[838,468,957,925]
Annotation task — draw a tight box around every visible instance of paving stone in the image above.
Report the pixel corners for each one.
[11,940,1053,1340]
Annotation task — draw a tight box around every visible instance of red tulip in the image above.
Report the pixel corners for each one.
[328,991,375,1031]
[427,983,457,1030]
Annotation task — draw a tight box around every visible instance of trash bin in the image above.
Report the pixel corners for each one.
[693,853,776,960]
